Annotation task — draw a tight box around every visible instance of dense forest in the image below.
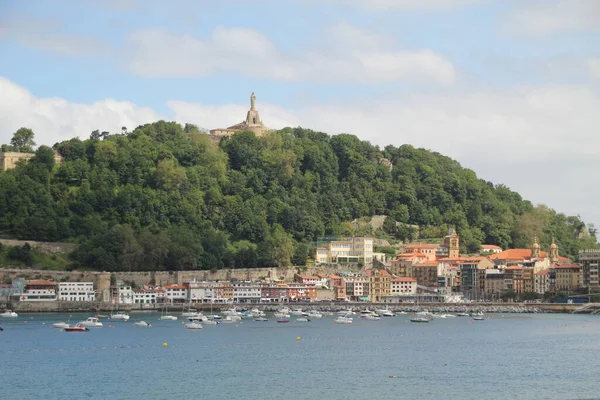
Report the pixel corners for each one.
[0,122,597,271]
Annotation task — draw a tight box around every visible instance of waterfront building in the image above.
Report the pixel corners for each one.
[578,249,600,289]
[549,264,581,292]
[368,269,391,302]
[232,282,261,303]
[390,277,417,295]
[460,263,479,300]
[314,236,374,265]
[484,269,505,298]
[112,283,134,305]
[412,261,439,288]
[333,284,346,300]
[287,283,318,301]
[57,282,95,302]
[163,284,187,303]
[343,276,371,301]
[133,289,163,304]
[534,269,549,294]
[260,283,289,303]
[390,253,428,277]
[17,280,57,302]
[503,266,523,294]
[294,274,321,286]
[0,278,25,301]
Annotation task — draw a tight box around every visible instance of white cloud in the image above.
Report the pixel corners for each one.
[505,0,600,35]
[587,58,600,78]
[0,15,109,56]
[126,25,456,85]
[0,77,162,146]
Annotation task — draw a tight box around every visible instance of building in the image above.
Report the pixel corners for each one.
[163,284,188,303]
[412,261,439,288]
[534,269,549,294]
[402,244,439,262]
[489,236,570,266]
[294,274,321,286]
[232,282,262,303]
[368,269,391,302]
[549,264,581,292]
[209,92,267,142]
[390,277,417,296]
[460,263,479,300]
[483,269,505,297]
[481,244,502,254]
[133,289,163,304]
[314,236,374,265]
[504,266,523,294]
[112,283,134,305]
[579,249,600,289]
[443,228,460,258]
[0,151,63,171]
[58,282,95,302]
[17,280,57,302]
[343,276,371,301]
[0,278,25,301]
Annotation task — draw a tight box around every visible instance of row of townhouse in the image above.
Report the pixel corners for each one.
[6,279,96,302]
[331,270,418,302]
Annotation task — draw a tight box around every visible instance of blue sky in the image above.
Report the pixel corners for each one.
[1,0,600,228]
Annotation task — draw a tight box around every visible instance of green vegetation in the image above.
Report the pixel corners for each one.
[0,243,70,270]
[0,123,597,271]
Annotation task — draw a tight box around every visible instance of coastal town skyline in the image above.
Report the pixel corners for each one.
[1,1,599,228]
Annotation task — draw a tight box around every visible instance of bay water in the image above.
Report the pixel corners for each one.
[1,312,599,400]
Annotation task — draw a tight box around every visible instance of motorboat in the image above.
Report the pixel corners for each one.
[336,309,355,315]
[53,322,71,329]
[254,317,268,322]
[307,312,323,319]
[184,322,203,329]
[380,310,395,317]
[334,316,353,324]
[79,317,103,328]
[457,313,470,317]
[133,321,151,327]
[274,312,290,319]
[290,309,304,316]
[295,317,311,322]
[110,312,130,322]
[203,319,219,326]
[249,308,266,317]
[64,324,89,332]
[159,315,178,321]
[362,314,381,321]
[0,310,18,318]
[409,317,431,323]
[276,318,290,323]
[472,315,485,321]
[221,316,237,324]
[95,314,108,318]
[182,311,203,319]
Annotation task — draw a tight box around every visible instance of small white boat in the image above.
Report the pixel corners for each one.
[133,321,151,327]
[182,311,203,318]
[296,317,311,322]
[472,315,485,321]
[290,309,304,316]
[53,322,71,329]
[307,312,323,319]
[79,317,103,328]
[203,319,219,325]
[110,312,130,322]
[334,316,353,324]
[274,312,290,319]
[0,310,18,318]
[336,309,355,315]
[457,313,470,317]
[221,316,237,324]
[362,314,381,321]
[254,317,268,322]
[159,315,178,321]
[410,317,431,323]
[184,322,203,329]
[249,308,266,317]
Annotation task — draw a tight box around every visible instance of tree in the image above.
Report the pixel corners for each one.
[10,127,36,152]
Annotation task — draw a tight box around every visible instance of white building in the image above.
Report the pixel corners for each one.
[481,244,503,254]
[534,269,549,295]
[314,236,374,264]
[133,289,164,304]
[232,283,261,303]
[58,282,95,302]
[344,276,371,300]
[19,280,57,302]
[164,285,188,303]
[390,277,417,295]
[112,284,134,305]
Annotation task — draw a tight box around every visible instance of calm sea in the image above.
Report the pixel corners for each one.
[1,312,599,400]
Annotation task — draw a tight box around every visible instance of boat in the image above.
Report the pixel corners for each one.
[159,305,178,321]
[336,309,355,315]
[203,319,219,325]
[296,317,311,322]
[274,312,290,319]
[362,314,381,321]
[53,322,71,329]
[79,317,103,328]
[334,316,353,324]
[457,313,470,317]
[472,315,485,321]
[307,312,323,319]
[254,317,268,322]
[95,314,108,318]
[290,309,304,316]
[181,302,199,317]
[110,312,130,322]
[184,322,203,329]
[249,308,266,317]
[276,318,290,323]
[64,324,89,332]
[0,310,18,318]
[409,317,431,323]
[375,307,395,316]
[221,316,237,324]
[133,321,151,327]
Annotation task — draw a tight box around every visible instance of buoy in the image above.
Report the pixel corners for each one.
[296,337,301,341]
[162,342,168,347]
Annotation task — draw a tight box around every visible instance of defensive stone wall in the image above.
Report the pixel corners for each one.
[0,239,77,254]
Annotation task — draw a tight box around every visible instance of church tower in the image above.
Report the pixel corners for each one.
[548,237,559,264]
[531,235,541,259]
[444,228,460,258]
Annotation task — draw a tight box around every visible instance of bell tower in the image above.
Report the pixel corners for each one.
[531,235,541,259]
[444,228,460,258]
[548,237,559,264]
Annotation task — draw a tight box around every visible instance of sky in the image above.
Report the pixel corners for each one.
[0,0,599,227]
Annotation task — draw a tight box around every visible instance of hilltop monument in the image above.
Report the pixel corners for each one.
[210,92,267,143]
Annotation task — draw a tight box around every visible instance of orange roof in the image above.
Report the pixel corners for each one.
[504,265,523,270]
[330,275,341,279]
[553,264,580,269]
[489,249,547,261]
[164,285,186,289]
[392,277,417,283]
[535,269,549,275]
[26,279,56,285]
[481,244,502,249]
[415,261,438,267]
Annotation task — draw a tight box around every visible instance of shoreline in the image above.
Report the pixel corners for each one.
[0,301,585,314]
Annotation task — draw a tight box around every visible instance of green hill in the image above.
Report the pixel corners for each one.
[0,122,597,271]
